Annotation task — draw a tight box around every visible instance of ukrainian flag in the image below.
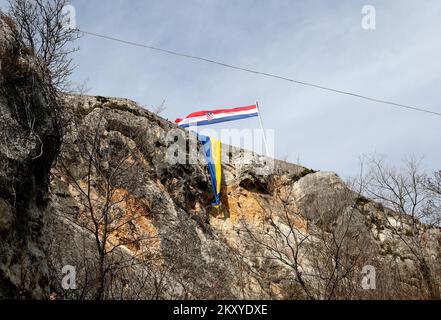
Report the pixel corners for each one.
[197,134,222,208]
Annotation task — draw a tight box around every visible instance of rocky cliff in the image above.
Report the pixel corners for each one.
[0,16,439,300]
[42,94,439,300]
[0,15,60,299]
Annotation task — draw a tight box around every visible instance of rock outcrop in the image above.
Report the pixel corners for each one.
[0,16,60,299]
[42,94,439,299]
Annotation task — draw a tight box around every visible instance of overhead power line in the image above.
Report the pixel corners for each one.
[78,29,441,118]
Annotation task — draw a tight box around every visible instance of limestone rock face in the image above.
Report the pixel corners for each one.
[0,16,59,299]
[40,94,440,300]
[0,15,439,300]
[291,171,348,222]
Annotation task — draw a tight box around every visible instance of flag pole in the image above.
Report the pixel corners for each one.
[256,101,270,157]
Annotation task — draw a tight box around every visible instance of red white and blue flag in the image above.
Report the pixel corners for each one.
[175,104,259,128]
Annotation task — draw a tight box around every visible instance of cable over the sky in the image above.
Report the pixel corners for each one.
[78,29,441,118]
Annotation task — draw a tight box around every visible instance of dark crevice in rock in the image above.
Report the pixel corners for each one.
[239,171,271,195]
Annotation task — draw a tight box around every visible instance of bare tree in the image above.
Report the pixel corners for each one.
[238,173,373,300]
[359,156,441,299]
[304,188,373,299]
[1,0,81,165]
[7,0,80,90]
[424,171,441,226]
[151,98,167,115]
[56,109,160,299]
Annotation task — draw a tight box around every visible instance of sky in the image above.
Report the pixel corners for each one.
[1,0,440,178]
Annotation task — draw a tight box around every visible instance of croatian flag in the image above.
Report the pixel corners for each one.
[175,104,259,128]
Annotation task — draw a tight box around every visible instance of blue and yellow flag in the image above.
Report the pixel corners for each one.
[197,134,222,208]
